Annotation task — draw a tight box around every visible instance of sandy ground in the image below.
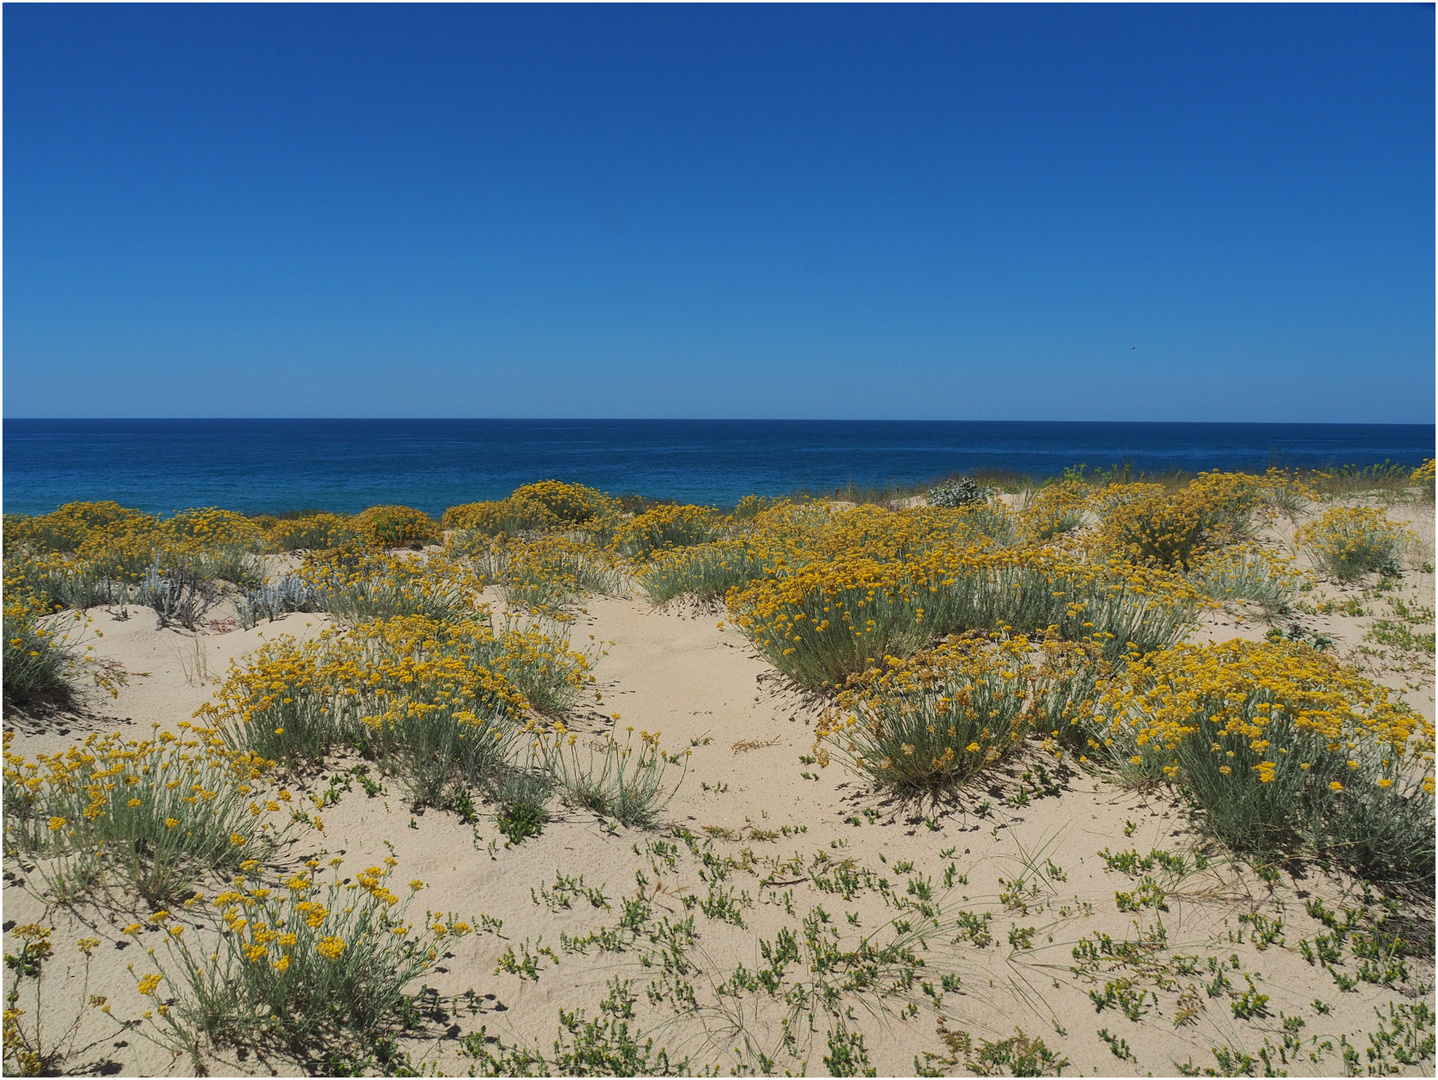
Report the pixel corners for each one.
[3,500,1435,1077]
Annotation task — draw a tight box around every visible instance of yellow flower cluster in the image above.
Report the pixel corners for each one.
[610,503,719,560]
[1099,639,1434,788]
[1295,506,1415,581]
[724,504,1195,689]
[443,493,558,535]
[296,548,487,622]
[1095,471,1272,570]
[3,724,294,896]
[816,636,1039,787]
[508,480,618,528]
[263,512,359,553]
[353,505,439,549]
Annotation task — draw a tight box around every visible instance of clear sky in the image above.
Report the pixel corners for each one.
[3,3,1433,422]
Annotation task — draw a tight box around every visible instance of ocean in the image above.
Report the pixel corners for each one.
[2,419,1433,517]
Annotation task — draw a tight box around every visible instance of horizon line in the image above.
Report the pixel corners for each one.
[5,417,1435,427]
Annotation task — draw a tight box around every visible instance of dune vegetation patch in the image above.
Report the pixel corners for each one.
[3,466,1434,1076]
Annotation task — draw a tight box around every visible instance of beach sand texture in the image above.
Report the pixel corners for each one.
[3,487,1434,1077]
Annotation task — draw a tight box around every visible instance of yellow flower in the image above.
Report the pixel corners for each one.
[1329,780,1343,792]
[316,936,346,960]
[47,816,66,830]
[136,973,162,996]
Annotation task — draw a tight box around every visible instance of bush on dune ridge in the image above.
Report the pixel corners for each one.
[443,494,559,537]
[200,612,594,805]
[727,544,1198,691]
[610,503,723,560]
[353,505,438,549]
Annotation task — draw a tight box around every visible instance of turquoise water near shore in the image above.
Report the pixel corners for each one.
[3,419,1433,517]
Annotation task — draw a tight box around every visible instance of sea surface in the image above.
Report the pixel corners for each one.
[3,419,1433,517]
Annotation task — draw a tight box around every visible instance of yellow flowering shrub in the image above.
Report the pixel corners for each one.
[638,539,768,604]
[163,508,265,551]
[815,637,1039,790]
[1296,506,1415,581]
[728,537,1195,690]
[729,494,787,521]
[74,514,166,583]
[1097,639,1434,877]
[3,726,295,904]
[1096,472,1270,570]
[469,535,622,614]
[201,613,593,799]
[1,578,117,704]
[442,494,558,536]
[509,480,618,528]
[296,548,485,623]
[123,857,468,1051]
[353,505,439,549]
[610,503,721,560]
[2,501,149,556]
[264,513,359,552]
[1187,544,1304,619]
[1410,457,1435,492]
[1018,481,1089,542]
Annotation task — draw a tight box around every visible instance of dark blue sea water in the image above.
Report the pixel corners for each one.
[3,419,1433,517]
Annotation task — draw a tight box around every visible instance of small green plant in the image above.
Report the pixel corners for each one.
[963,1028,1070,1077]
[823,1026,877,1077]
[1230,974,1270,1020]
[463,978,689,1076]
[1097,1027,1135,1062]
[2,927,105,1076]
[495,938,560,981]
[544,727,688,829]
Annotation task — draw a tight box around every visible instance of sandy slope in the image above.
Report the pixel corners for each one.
[3,504,1435,1077]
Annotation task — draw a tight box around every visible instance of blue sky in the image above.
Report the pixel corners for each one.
[4,4,1433,422]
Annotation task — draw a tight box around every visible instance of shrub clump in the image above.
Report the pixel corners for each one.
[2,501,149,556]
[638,541,768,604]
[121,858,468,1056]
[264,513,359,552]
[200,613,594,795]
[1096,472,1269,570]
[1097,639,1435,884]
[295,549,485,624]
[1296,506,1415,581]
[469,536,623,613]
[443,494,558,537]
[611,504,722,560]
[927,477,991,509]
[2,727,295,904]
[354,505,439,549]
[541,724,688,828]
[509,481,618,529]
[815,638,1037,790]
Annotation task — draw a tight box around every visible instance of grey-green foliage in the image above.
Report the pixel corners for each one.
[927,477,991,509]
